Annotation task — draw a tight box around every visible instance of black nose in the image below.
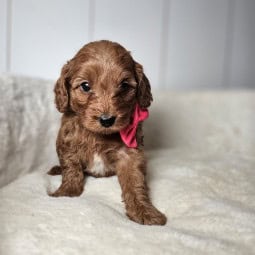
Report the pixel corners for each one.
[99,114,116,128]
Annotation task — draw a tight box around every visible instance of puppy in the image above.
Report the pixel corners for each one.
[48,40,167,225]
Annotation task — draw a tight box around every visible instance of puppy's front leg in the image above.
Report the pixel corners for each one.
[49,159,85,197]
[116,149,167,225]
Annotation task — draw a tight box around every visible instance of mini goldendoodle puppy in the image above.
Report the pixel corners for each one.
[48,40,167,225]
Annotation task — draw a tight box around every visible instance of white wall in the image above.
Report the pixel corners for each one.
[0,0,254,89]
[0,0,7,72]
[167,0,229,89]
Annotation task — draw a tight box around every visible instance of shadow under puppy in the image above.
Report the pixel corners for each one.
[48,40,166,225]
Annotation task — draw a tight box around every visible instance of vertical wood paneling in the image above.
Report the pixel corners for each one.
[166,0,229,89]
[1,0,254,88]
[0,0,7,73]
[88,0,95,42]
[93,0,164,88]
[11,0,90,79]
[222,0,235,88]
[159,0,171,88]
[229,0,255,88]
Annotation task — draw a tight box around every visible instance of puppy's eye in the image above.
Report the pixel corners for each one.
[80,82,91,92]
[120,81,131,90]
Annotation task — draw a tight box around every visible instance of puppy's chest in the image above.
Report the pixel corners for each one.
[81,134,124,176]
[86,153,111,177]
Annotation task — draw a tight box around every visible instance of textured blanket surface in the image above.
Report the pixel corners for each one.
[0,75,255,255]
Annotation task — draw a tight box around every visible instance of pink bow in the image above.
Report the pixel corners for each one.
[120,104,149,148]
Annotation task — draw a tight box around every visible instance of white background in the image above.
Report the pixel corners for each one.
[0,0,254,89]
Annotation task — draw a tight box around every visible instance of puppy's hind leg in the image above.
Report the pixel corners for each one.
[47,165,62,175]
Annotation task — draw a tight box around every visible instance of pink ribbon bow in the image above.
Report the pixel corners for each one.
[120,104,149,148]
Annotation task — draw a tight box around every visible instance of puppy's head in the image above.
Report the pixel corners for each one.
[54,40,152,134]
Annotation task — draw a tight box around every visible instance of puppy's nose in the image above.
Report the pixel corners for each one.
[99,114,116,128]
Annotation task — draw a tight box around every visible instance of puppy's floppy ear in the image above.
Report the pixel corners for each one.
[54,62,71,113]
[135,62,153,109]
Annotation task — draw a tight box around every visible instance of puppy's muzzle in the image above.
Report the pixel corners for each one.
[99,114,116,128]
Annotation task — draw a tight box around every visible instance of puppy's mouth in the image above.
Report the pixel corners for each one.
[84,113,131,135]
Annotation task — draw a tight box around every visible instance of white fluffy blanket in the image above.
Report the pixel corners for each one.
[0,75,254,255]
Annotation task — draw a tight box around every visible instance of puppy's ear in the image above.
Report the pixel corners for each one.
[54,62,71,113]
[135,62,153,109]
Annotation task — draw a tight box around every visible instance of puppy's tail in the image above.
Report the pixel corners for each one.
[47,165,62,175]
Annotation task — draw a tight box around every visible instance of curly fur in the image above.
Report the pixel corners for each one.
[48,40,166,225]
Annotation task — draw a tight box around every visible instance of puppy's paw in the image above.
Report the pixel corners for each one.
[49,184,84,197]
[127,205,167,225]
